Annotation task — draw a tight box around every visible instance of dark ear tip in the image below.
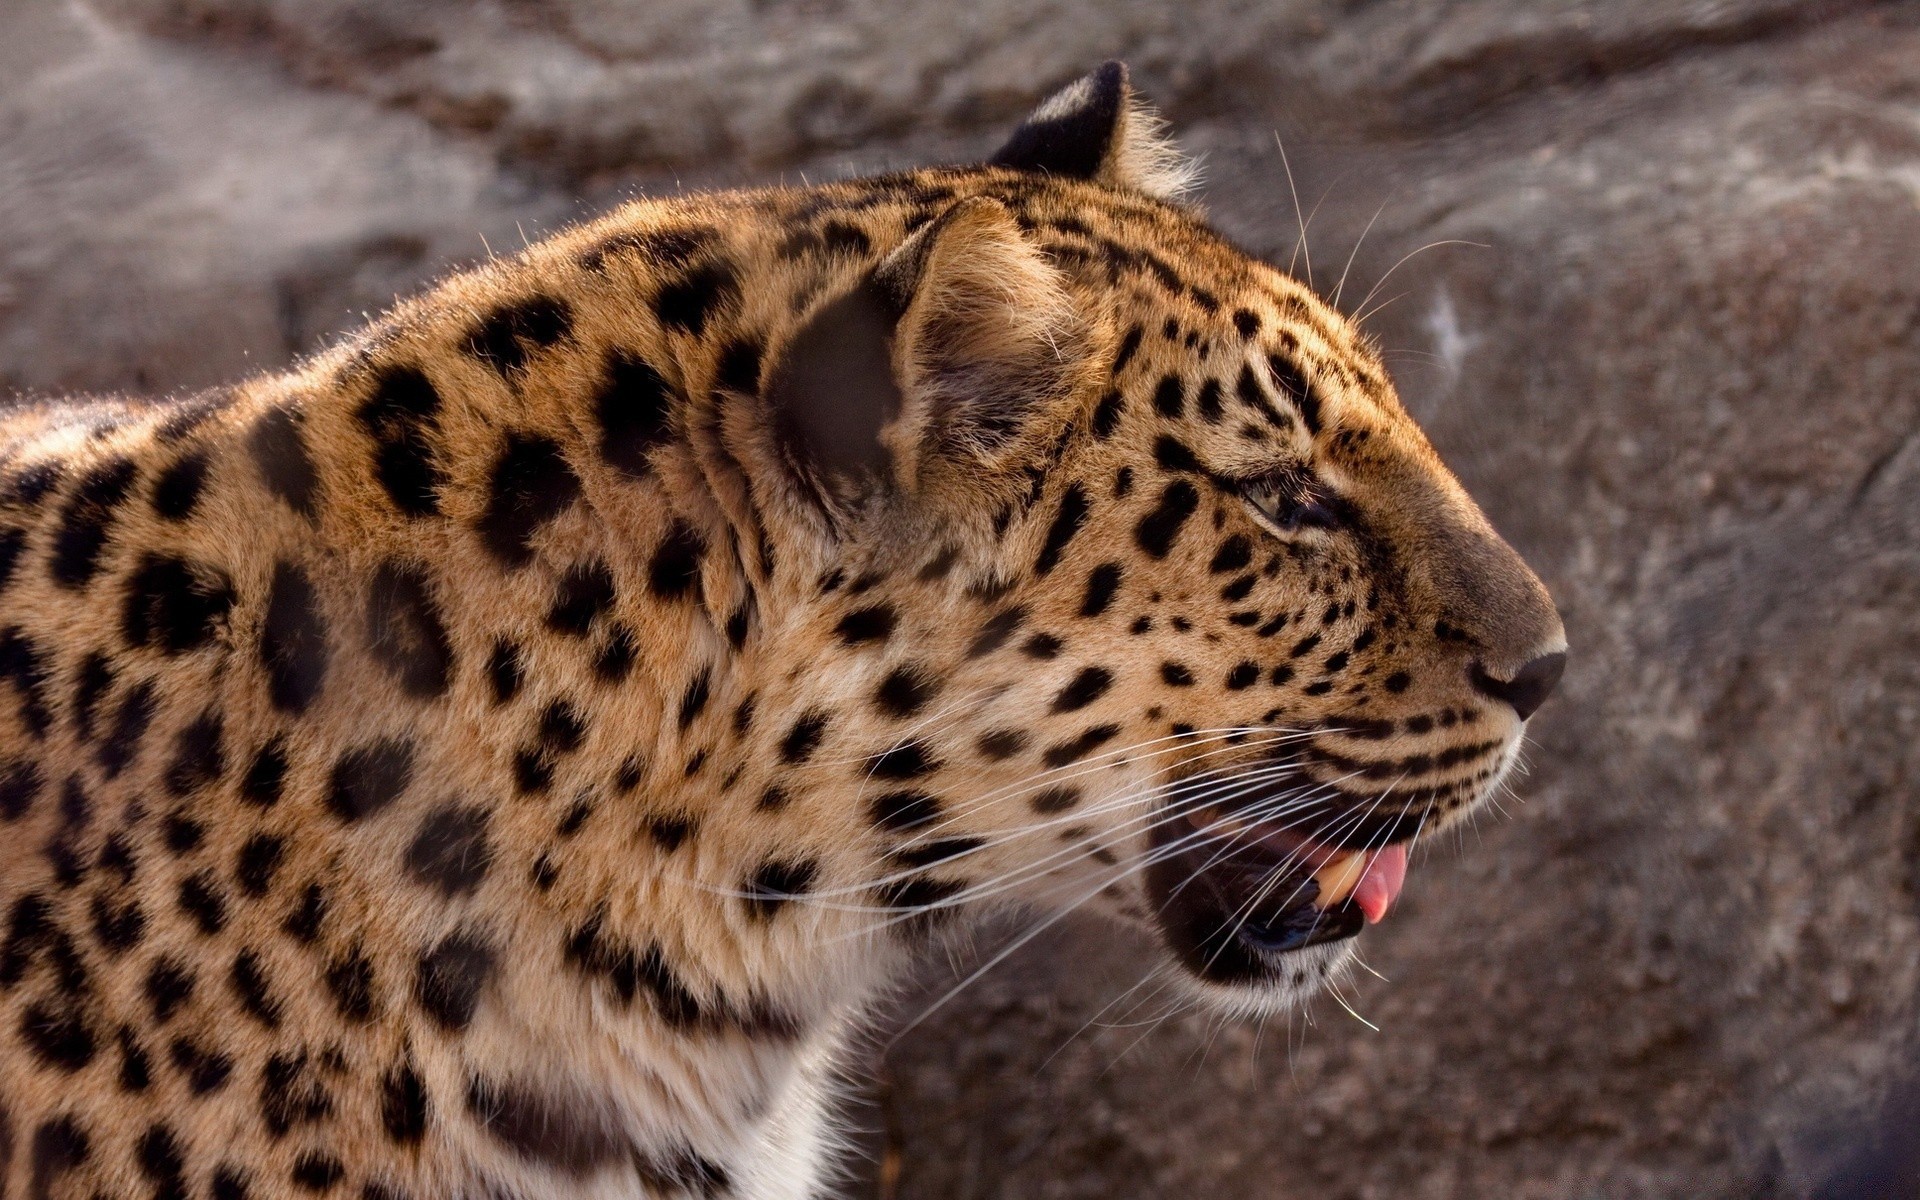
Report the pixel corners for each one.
[989,61,1135,179]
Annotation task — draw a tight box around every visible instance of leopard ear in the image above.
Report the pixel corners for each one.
[875,197,1094,488]
[764,197,1094,499]
[990,61,1198,200]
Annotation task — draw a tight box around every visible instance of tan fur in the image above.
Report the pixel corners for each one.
[0,124,1560,1197]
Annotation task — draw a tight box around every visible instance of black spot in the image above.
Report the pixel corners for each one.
[615,754,647,791]
[164,712,223,795]
[539,700,586,752]
[1210,535,1253,574]
[261,561,328,714]
[648,521,705,600]
[676,668,712,731]
[976,729,1027,760]
[1196,378,1225,424]
[1035,484,1089,575]
[0,757,41,821]
[1091,391,1124,439]
[1022,632,1063,660]
[115,1026,153,1091]
[645,814,694,851]
[50,457,136,588]
[513,749,553,794]
[1080,562,1122,617]
[780,711,829,763]
[1289,633,1323,659]
[475,434,581,568]
[170,1034,233,1092]
[290,1152,344,1192]
[177,871,228,934]
[656,260,740,337]
[1385,671,1412,693]
[325,739,414,823]
[1134,481,1199,557]
[966,606,1026,658]
[135,1122,188,1196]
[466,1075,631,1174]
[1152,435,1203,474]
[0,526,23,594]
[835,604,896,645]
[161,810,204,854]
[722,607,750,652]
[29,1116,90,1194]
[0,892,51,984]
[242,738,289,807]
[20,999,95,1071]
[1053,667,1112,713]
[151,452,209,521]
[383,1060,430,1145]
[1270,664,1294,686]
[1233,309,1261,338]
[548,561,616,634]
[487,640,523,703]
[716,337,764,395]
[1032,787,1080,814]
[1041,724,1120,768]
[85,894,140,955]
[594,351,675,477]
[282,883,327,944]
[261,1050,334,1137]
[325,945,376,1022]
[874,666,938,718]
[210,1165,252,1200]
[1269,353,1321,433]
[70,652,115,741]
[1111,324,1144,375]
[1221,574,1256,602]
[1225,661,1260,690]
[870,743,939,780]
[0,628,52,738]
[1160,662,1194,686]
[466,295,574,375]
[248,407,320,518]
[144,958,195,1023]
[405,806,493,897]
[365,561,453,698]
[871,791,939,832]
[416,932,494,1031]
[744,859,818,920]
[358,365,445,516]
[580,225,716,272]
[97,679,157,778]
[229,949,281,1027]
[1152,374,1185,418]
[122,554,236,654]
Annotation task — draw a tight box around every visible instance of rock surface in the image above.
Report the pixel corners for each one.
[4,2,1918,1196]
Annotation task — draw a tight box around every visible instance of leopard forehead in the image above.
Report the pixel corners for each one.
[0,67,1561,1200]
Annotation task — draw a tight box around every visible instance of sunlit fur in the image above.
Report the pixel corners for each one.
[0,69,1560,1199]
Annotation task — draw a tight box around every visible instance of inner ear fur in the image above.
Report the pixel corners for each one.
[764,196,1099,505]
[877,197,1098,489]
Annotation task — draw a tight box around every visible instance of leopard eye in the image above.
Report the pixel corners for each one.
[1241,469,1341,536]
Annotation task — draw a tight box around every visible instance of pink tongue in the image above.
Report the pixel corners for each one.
[1352,845,1409,925]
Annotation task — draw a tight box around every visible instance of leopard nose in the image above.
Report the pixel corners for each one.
[1468,651,1566,720]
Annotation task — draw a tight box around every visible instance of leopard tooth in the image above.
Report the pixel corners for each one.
[1312,851,1367,909]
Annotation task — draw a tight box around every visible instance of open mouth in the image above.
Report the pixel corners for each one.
[1144,802,1410,986]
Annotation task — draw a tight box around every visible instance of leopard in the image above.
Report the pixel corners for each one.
[0,61,1566,1200]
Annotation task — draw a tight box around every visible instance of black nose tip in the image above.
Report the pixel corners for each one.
[1469,651,1566,720]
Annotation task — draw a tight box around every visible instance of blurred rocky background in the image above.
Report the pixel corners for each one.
[4,0,1918,1195]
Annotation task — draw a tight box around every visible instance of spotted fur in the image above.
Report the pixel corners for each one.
[0,64,1562,1199]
